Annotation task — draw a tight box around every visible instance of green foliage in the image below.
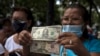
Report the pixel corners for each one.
[0,0,100,25]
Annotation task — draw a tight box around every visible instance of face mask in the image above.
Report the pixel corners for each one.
[62,25,83,37]
[12,20,27,33]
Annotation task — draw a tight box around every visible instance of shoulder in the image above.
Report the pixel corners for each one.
[84,34,100,52]
[91,39,100,52]
[88,39,100,52]
[5,35,14,48]
[90,39,100,45]
[5,35,14,43]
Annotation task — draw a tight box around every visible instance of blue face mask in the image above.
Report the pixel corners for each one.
[12,20,27,33]
[62,25,83,37]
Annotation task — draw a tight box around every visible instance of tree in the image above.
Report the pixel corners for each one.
[0,0,100,26]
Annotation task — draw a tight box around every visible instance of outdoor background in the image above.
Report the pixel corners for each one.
[0,0,100,29]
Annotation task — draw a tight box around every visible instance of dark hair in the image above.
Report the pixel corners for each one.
[65,4,90,23]
[0,17,11,29]
[11,7,35,31]
[65,4,90,39]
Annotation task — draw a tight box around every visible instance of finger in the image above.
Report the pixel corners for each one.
[19,30,33,45]
[24,32,33,44]
[19,38,26,45]
[19,32,29,43]
[58,32,67,39]
[56,37,66,43]
[64,45,74,49]
[19,38,31,46]
[58,32,74,39]
[18,35,29,46]
[57,33,73,43]
[60,39,70,45]
[22,30,32,40]
[20,30,32,41]
[25,32,32,40]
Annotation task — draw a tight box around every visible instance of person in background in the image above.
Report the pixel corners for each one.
[0,43,5,56]
[0,18,13,56]
[86,23,93,35]
[54,4,100,56]
[92,23,99,38]
[5,7,50,56]
[4,7,34,56]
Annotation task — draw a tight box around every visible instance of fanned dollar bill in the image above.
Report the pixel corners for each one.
[30,25,61,55]
[31,25,62,41]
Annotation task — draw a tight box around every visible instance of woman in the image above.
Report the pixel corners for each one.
[5,7,50,56]
[4,7,34,56]
[55,4,100,56]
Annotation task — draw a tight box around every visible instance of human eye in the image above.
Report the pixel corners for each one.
[62,16,69,20]
[64,17,69,20]
[72,18,80,21]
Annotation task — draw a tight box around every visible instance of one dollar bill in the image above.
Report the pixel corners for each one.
[31,25,62,41]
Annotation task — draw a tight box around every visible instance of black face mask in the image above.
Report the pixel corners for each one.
[12,20,27,33]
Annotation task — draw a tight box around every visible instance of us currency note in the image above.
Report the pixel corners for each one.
[30,25,61,55]
[30,41,60,54]
[31,25,62,41]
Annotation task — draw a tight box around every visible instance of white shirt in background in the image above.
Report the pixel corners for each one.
[5,35,22,52]
[0,43,5,54]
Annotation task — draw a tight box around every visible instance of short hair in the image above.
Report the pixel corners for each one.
[11,7,35,30]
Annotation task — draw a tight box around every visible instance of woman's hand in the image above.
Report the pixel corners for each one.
[18,30,33,56]
[18,30,33,46]
[57,32,82,50]
[56,32,90,56]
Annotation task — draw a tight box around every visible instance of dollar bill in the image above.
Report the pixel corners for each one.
[31,25,62,41]
[30,25,61,54]
[30,40,60,55]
